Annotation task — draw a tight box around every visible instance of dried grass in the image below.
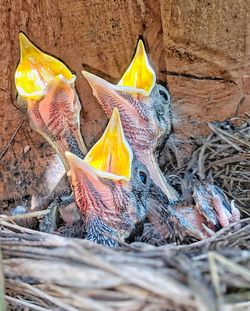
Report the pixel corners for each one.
[165,115,250,215]
[1,219,250,311]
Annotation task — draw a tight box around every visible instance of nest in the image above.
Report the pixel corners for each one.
[164,115,250,215]
[1,116,250,311]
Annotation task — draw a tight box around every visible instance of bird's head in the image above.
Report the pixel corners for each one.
[14,33,86,167]
[82,40,172,154]
[65,108,150,243]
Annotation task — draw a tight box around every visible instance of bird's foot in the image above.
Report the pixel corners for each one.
[193,183,241,230]
[171,207,210,240]
[39,190,78,233]
[39,200,59,233]
[172,205,215,240]
[146,181,209,243]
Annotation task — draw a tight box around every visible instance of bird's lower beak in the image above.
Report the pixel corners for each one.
[82,70,149,120]
[146,153,179,203]
[65,151,114,217]
[25,75,87,169]
[65,151,132,247]
[65,107,133,210]
[66,151,101,182]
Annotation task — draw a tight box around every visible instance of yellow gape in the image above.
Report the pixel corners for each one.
[15,33,75,100]
[118,39,156,95]
[66,108,133,182]
[84,107,133,181]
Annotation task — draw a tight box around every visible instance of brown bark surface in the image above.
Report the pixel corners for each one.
[0,0,249,206]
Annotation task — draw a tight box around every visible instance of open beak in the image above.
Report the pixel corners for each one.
[65,151,102,183]
[65,108,133,234]
[82,40,156,118]
[66,107,133,182]
[15,33,87,167]
[82,42,177,203]
[15,32,75,100]
[82,70,150,122]
[118,39,156,95]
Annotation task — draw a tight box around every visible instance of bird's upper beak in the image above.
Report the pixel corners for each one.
[82,40,156,103]
[15,32,75,100]
[66,107,133,182]
[118,39,156,95]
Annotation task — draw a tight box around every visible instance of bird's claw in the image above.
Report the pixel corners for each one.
[39,201,59,233]
[39,191,76,233]
[193,183,240,230]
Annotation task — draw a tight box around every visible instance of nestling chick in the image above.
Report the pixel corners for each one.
[65,108,150,246]
[15,33,87,168]
[82,40,177,203]
[14,33,87,229]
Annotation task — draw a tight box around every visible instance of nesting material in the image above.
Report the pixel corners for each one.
[165,115,250,215]
[1,218,249,311]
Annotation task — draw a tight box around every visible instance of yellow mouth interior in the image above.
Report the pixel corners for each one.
[84,107,133,181]
[118,39,156,95]
[15,33,74,100]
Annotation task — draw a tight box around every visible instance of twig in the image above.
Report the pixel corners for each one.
[5,296,48,311]
[208,124,243,152]
[0,118,24,161]
[207,154,250,169]
[209,123,250,149]
[208,252,222,308]
[0,248,5,311]
[0,210,50,223]
[20,282,80,311]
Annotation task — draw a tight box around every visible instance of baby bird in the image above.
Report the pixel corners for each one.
[14,33,88,230]
[15,33,87,168]
[65,108,150,246]
[82,41,177,203]
[82,40,240,240]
